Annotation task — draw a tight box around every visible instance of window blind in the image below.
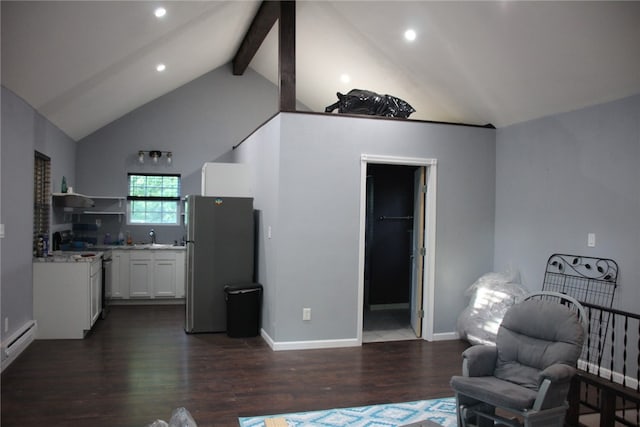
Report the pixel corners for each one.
[33,151,51,255]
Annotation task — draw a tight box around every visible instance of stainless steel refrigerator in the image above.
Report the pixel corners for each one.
[185,195,254,333]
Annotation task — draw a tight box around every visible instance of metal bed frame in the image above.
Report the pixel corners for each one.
[542,253,619,367]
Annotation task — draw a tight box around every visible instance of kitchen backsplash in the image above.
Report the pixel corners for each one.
[71,215,186,246]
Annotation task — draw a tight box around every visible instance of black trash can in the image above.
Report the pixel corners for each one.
[224,283,263,337]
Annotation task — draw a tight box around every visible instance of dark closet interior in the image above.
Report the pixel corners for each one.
[364,163,418,317]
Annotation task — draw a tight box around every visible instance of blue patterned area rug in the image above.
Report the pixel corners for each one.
[238,397,457,427]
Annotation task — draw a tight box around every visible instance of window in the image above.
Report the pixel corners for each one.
[127,174,181,225]
[34,151,51,255]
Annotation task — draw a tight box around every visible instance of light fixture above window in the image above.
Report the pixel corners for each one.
[138,150,173,165]
[150,150,161,164]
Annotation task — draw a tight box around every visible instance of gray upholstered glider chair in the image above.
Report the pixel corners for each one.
[450,292,586,427]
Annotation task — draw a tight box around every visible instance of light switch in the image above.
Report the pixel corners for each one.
[0,224,4,238]
[587,233,596,247]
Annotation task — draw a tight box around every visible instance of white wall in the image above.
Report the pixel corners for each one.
[233,113,496,345]
[494,94,640,312]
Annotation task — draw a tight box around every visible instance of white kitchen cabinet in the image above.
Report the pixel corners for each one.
[109,249,129,299]
[201,162,252,197]
[33,257,102,339]
[122,249,185,300]
[129,251,153,297]
[154,251,176,297]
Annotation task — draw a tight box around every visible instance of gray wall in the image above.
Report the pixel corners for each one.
[230,117,281,338]
[6,53,634,351]
[233,113,496,343]
[494,94,640,312]
[75,64,279,244]
[1,86,76,343]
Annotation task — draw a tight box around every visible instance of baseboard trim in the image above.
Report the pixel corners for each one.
[1,320,37,372]
[430,331,459,341]
[260,328,460,350]
[261,329,360,351]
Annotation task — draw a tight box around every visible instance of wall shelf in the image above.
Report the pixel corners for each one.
[82,211,125,215]
[77,196,126,222]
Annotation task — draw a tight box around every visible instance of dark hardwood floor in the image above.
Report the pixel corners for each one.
[1,305,469,427]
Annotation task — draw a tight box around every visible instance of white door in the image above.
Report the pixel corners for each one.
[410,167,426,337]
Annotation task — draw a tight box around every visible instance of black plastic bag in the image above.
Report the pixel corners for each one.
[325,89,415,118]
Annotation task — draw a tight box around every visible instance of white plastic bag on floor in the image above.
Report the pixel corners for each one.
[146,407,197,427]
[457,269,528,346]
[169,407,197,427]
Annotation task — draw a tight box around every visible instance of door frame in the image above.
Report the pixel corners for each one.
[357,154,438,343]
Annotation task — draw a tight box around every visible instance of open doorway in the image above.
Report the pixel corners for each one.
[363,163,422,342]
[358,155,437,344]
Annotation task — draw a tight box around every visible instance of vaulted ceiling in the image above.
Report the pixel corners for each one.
[2,1,640,141]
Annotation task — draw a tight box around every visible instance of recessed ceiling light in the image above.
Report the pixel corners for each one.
[156,63,166,72]
[404,29,417,42]
[340,73,351,84]
[154,7,167,18]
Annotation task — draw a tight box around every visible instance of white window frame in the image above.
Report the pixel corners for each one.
[127,173,181,226]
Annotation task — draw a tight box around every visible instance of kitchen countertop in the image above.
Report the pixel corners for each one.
[57,244,186,252]
[36,244,186,262]
[34,251,104,263]
[46,244,186,259]
[90,244,186,250]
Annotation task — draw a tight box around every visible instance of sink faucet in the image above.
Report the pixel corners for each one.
[149,228,156,244]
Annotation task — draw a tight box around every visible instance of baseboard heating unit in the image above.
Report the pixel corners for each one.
[1,320,37,372]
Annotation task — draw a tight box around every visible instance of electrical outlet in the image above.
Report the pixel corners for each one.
[302,308,311,321]
[588,233,596,247]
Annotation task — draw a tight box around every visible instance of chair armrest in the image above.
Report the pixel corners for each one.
[532,364,577,410]
[539,364,576,384]
[462,345,498,377]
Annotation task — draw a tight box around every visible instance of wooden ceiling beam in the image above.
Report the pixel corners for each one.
[232,1,280,76]
[233,1,296,112]
[278,1,296,112]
